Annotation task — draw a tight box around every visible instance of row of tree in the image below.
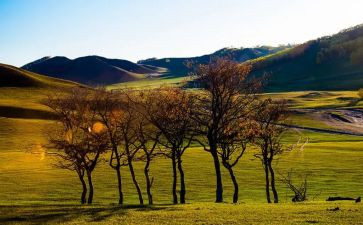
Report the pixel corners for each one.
[44,59,290,205]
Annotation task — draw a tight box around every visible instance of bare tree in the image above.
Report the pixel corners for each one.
[191,58,260,202]
[134,114,162,205]
[280,170,308,202]
[218,120,256,203]
[253,99,289,203]
[45,88,108,204]
[117,92,144,205]
[140,87,195,204]
[91,89,125,205]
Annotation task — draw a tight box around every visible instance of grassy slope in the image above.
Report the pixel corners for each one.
[107,76,189,90]
[0,63,82,88]
[249,25,363,92]
[0,68,362,224]
[0,64,84,119]
[1,203,362,224]
[0,117,362,205]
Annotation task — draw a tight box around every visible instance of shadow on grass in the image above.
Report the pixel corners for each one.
[0,204,172,224]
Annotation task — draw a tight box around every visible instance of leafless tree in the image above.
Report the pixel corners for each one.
[90,88,125,205]
[253,99,289,203]
[139,87,195,204]
[190,58,260,202]
[280,170,308,202]
[218,119,256,203]
[117,91,144,205]
[45,88,108,204]
[134,114,162,205]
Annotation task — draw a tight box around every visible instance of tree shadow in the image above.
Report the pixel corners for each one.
[0,204,171,224]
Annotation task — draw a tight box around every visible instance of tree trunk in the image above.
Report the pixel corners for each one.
[263,161,271,203]
[113,145,124,205]
[115,165,124,205]
[171,149,178,204]
[86,170,94,204]
[144,155,153,205]
[177,155,186,204]
[226,165,238,203]
[210,144,223,203]
[268,161,278,203]
[128,158,144,205]
[78,171,87,204]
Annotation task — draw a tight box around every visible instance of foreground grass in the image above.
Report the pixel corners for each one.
[0,202,362,224]
[0,118,362,206]
[0,88,362,224]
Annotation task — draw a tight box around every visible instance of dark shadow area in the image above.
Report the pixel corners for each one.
[0,105,57,120]
[0,204,171,224]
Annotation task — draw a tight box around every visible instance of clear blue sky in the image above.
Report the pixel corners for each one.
[1,0,363,66]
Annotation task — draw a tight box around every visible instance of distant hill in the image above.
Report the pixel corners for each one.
[249,24,363,92]
[22,56,160,85]
[0,63,83,88]
[0,63,85,119]
[138,46,288,76]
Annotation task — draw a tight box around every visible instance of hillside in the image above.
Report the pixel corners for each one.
[22,56,161,85]
[0,63,84,119]
[0,63,83,88]
[138,46,288,76]
[250,24,363,92]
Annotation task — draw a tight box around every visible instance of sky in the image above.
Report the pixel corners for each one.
[1,0,363,67]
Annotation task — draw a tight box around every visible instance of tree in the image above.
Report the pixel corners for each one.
[140,87,195,204]
[134,114,162,205]
[117,91,144,205]
[91,89,125,205]
[280,170,308,202]
[253,99,289,203]
[191,58,260,202]
[45,88,108,204]
[218,119,256,203]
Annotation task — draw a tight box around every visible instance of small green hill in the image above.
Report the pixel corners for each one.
[138,46,288,76]
[0,63,83,88]
[250,24,363,92]
[0,63,84,119]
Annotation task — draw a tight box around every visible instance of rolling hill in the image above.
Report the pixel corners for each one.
[0,63,84,119]
[138,46,288,76]
[22,56,161,85]
[0,63,83,88]
[249,24,363,92]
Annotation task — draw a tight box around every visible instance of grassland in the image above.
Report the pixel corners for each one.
[1,202,362,224]
[0,77,362,224]
[107,76,189,90]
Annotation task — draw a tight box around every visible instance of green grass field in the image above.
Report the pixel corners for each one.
[0,84,362,224]
[1,202,362,224]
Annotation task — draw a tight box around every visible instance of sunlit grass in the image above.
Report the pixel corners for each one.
[0,84,363,224]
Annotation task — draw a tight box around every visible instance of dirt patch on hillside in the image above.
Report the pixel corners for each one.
[294,108,363,135]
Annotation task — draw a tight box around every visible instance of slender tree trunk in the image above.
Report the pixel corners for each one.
[78,171,87,204]
[113,145,124,205]
[226,165,238,203]
[171,149,178,204]
[144,155,153,205]
[86,170,94,204]
[115,165,124,205]
[263,160,271,203]
[210,143,223,203]
[128,158,144,205]
[268,161,278,203]
[177,155,186,204]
